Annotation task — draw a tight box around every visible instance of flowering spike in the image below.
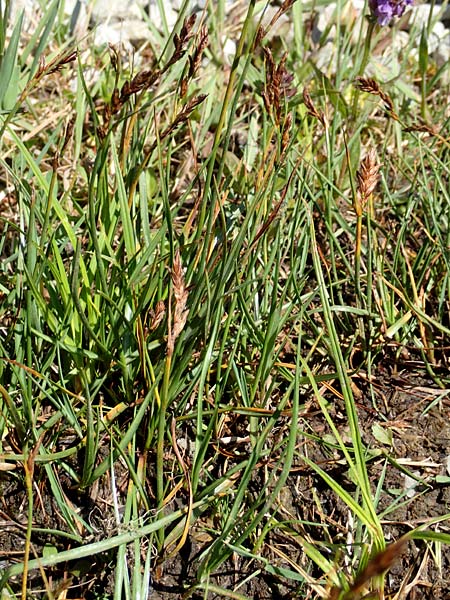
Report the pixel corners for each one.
[369,0,413,25]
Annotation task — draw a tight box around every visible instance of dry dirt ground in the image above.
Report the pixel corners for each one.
[1,369,449,599]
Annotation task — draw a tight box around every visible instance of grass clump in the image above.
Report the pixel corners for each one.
[0,0,449,598]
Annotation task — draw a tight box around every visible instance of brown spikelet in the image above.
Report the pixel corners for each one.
[110,87,122,115]
[254,0,295,48]
[379,90,396,116]
[350,538,408,594]
[14,48,77,112]
[149,300,166,331]
[134,94,207,177]
[354,76,381,95]
[38,50,77,77]
[121,69,159,101]
[180,78,189,98]
[162,94,207,139]
[166,14,197,70]
[328,537,409,599]
[262,48,296,125]
[61,114,75,155]
[281,112,293,155]
[108,43,120,73]
[167,251,189,357]
[281,0,296,10]
[354,76,398,120]
[180,25,209,98]
[303,88,326,127]
[250,157,300,248]
[188,25,209,79]
[403,120,437,135]
[255,25,266,47]
[267,0,296,30]
[262,48,275,110]
[356,149,379,210]
[178,14,196,48]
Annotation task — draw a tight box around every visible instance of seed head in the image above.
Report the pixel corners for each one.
[167,251,189,357]
[356,149,379,208]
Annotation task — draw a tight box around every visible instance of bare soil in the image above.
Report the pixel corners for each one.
[1,370,449,599]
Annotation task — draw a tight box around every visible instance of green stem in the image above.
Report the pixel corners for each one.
[22,444,35,600]
[195,0,256,247]
[355,213,363,301]
[351,18,377,120]
[156,353,172,549]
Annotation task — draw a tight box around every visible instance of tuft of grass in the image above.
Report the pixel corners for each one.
[0,0,449,598]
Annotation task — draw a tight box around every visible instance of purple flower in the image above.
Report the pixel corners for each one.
[369,0,413,25]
